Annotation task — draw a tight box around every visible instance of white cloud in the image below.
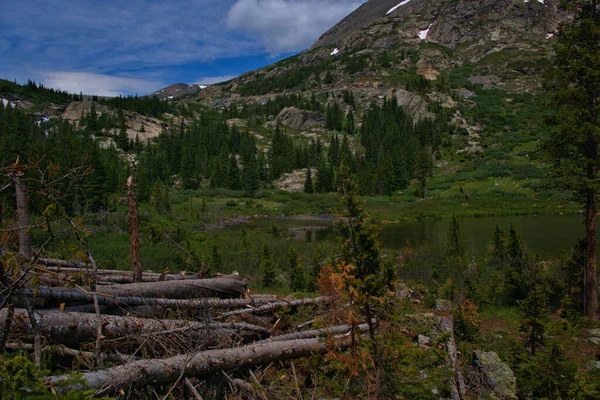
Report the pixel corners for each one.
[226,0,364,54]
[37,71,163,97]
[194,75,238,84]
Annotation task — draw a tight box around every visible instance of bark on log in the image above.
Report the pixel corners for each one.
[94,277,247,299]
[37,271,203,286]
[220,296,328,317]
[10,288,307,310]
[47,336,351,395]
[1,308,269,348]
[440,316,466,400]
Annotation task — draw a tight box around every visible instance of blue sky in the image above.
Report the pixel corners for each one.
[0,0,364,97]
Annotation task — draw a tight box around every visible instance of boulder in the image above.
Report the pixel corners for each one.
[275,107,325,131]
[472,351,517,400]
[588,329,600,337]
[586,338,600,346]
[435,299,453,312]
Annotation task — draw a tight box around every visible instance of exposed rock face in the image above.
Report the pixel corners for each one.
[393,89,434,121]
[312,0,402,49]
[314,0,564,56]
[473,350,517,400]
[62,101,165,140]
[275,107,325,131]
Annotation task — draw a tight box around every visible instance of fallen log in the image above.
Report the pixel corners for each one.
[264,323,369,343]
[47,335,352,395]
[220,296,329,318]
[94,277,247,299]
[37,269,204,284]
[1,308,270,348]
[10,288,285,310]
[440,316,466,400]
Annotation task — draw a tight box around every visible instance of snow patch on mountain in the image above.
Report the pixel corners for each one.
[419,24,433,40]
[387,0,411,15]
[1,98,15,108]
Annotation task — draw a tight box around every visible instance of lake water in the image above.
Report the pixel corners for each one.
[242,215,592,257]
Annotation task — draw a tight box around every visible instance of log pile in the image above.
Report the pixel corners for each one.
[0,259,347,397]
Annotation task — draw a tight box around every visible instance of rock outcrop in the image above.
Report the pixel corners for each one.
[275,107,325,131]
[473,350,517,400]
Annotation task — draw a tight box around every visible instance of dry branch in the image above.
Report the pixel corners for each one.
[264,323,369,343]
[47,335,352,395]
[5,342,133,363]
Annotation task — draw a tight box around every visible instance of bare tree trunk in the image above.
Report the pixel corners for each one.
[1,308,269,348]
[46,336,352,395]
[13,171,32,259]
[585,187,598,317]
[440,316,466,400]
[127,174,142,282]
[0,304,14,352]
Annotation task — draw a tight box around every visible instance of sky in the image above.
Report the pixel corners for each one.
[0,0,365,97]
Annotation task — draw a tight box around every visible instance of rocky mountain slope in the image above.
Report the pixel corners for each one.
[153,82,207,101]
[196,0,566,115]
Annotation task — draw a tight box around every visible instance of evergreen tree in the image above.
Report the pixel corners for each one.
[288,245,305,292]
[260,244,277,287]
[519,283,549,355]
[211,245,222,272]
[491,223,506,266]
[304,167,314,193]
[242,154,260,197]
[445,215,464,258]
[225,155,241,190]
[543,0,600,317]
[307,247,323,292]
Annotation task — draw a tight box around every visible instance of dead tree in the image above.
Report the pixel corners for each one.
[11,287,280,309]
[1,308,269,348]
[13,167,32,259]
[127,173,142,282]
[440,316,466,400]
[47,335,352,395]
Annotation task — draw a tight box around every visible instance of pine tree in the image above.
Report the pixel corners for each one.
[491,223,506,266]
[519,283,549,355]
[211,245,222,272]
[242,154,260,196]
[307,247,323,292]
[445,215,464,258]
[543,0,600,316]
[260,244,277,287]
[304,167,314,193]
[225,155,241,190]
[288,246,305,291]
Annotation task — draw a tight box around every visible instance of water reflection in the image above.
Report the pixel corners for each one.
[238,215,594,257]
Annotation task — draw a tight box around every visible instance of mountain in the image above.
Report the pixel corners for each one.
[153,82,208,101]
[196,0,565,115]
